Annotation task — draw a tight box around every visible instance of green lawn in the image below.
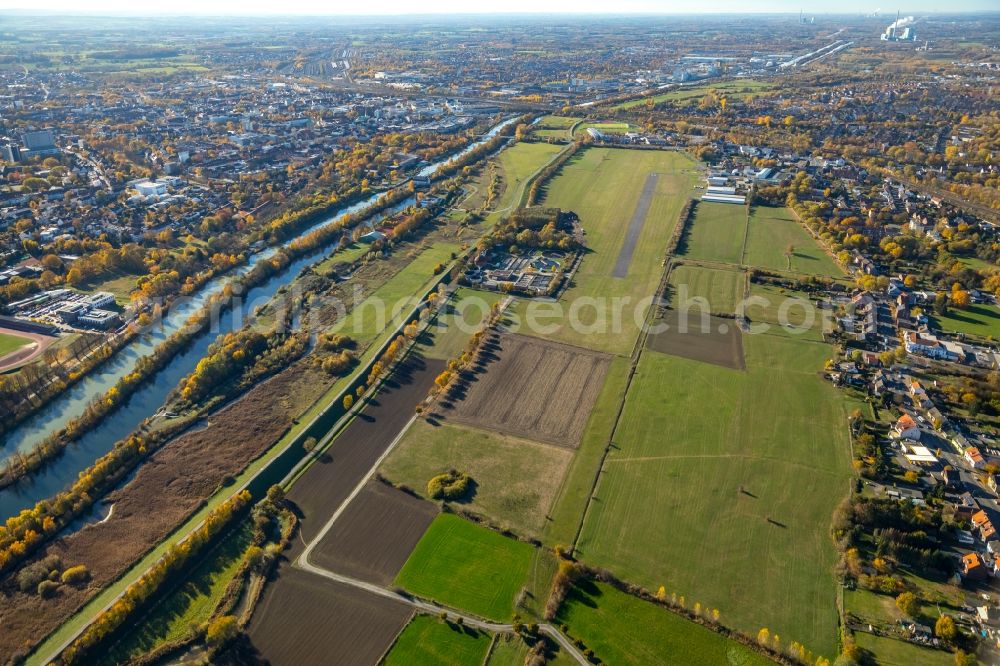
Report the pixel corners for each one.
[95,522,253,665]
[680,201,747,266]
[558,580,774,665]
[531,116,578,140]
[395,514,537,621]
[744,207,844,277]
[380,420,572,538]
[0,332,33,357]
[576,334,854,657]
[932,303,1000,339]
[615,79,774,110]
[669,264,745,314]
[510,147,697,355]
[331,242,461,344]
[419,288,504,361]
[382,614,492,666]
[853,632,954,666]
[485,633,530,665]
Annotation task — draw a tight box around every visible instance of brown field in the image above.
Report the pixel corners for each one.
[311,480,438,585]
[247,567,412,666]
[436,333,610,448]
[0,359,335,659]
[288,353,446,545]
[646,309,746,370]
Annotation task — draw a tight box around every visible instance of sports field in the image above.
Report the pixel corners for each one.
[744,207,844,277]
[557,580,774,666]
[395,514,537,621]
[0,331,32,357]
[576,333,854,657]
[511,147,697,355]
[668,264,745,315]
[380,420,573,537]
[678,201,747,266]
[382,615,492,666]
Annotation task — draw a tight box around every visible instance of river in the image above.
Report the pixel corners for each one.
[0,116,517,520]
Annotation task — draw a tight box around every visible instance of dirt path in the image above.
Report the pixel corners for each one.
[611,172,659,278]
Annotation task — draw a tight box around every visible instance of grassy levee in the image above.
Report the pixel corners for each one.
[382,614,493,666]
[576,333,854,658]
[510,147,698,355]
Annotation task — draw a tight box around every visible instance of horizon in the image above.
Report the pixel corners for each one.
[1,3,999,17]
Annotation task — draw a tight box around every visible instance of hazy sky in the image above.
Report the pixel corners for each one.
[0,0,996,14]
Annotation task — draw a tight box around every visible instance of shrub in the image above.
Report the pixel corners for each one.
[17,555,61,593]
[61,565,90,586]
[38,579,60,598]
[427,469,472,500]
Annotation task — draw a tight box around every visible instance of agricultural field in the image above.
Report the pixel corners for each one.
[576,333,854,657]
[614,79,774,110]
[668,263,746,314]
[311,481,438,585]
[557,580,774,666]
[331,242,461,345]
[678,201,747,266]
[646,309,745,370]
[394,513,537,621]
[931,303,1000,339]
[743,207,844,277]
[435,332,610,447]
[247,568,411,665]
[512,147,698,355]
[382,615,492,666]
[379,420,573,537]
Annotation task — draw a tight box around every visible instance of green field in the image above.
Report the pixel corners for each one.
[853,632,954,666]
[932,303,1000,339]
[493,141,564,211]
[680,201,747,266]
[382,614,492,666]
[576,333,854,657]
[558,580,774,665]
[576,121,633,135]
[0,332,33,358]
[331,242,461,344]
[419,288,504,361]
[96,522,253,665]
[614,79,774,110]
[531,116,578,140]
[744,207,844,277]
[395,514,537,621]
[380,420,572,537]
[745,282,830,342]
[511,147,698,355]
[669,264,745,314]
